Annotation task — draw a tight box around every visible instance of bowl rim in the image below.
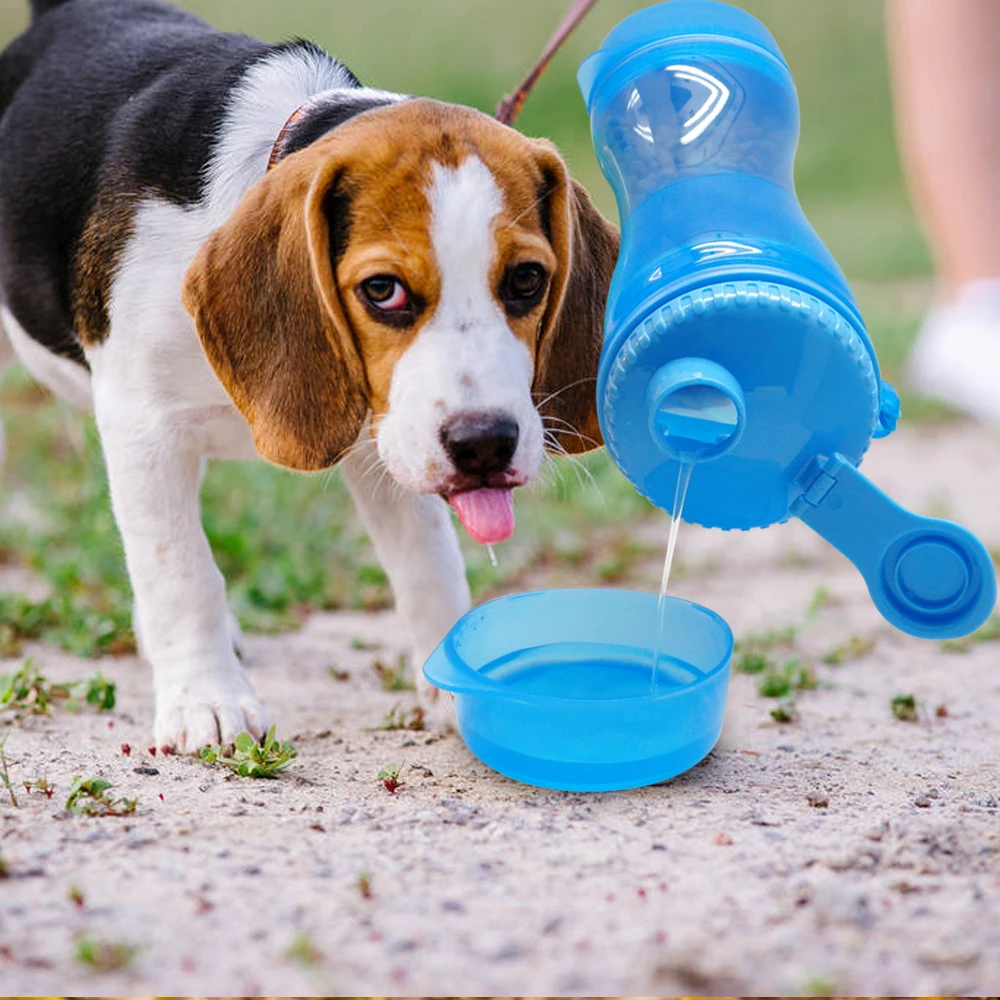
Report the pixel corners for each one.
[426,587,734,705]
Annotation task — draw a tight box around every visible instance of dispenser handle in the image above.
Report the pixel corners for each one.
[792,453,996,639]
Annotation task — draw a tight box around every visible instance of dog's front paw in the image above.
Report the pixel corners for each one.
[154,664,268,753]
[416,671,457,733]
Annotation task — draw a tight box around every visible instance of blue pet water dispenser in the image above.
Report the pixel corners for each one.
[426,0,996,792]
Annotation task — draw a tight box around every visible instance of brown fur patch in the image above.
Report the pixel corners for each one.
[72,183,138,345]
[531,163,620,455]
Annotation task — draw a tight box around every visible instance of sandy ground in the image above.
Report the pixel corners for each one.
[1,422,999,996]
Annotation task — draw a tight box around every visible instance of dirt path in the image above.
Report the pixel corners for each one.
[1,423,999,995]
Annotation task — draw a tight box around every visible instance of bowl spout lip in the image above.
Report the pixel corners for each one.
[422,588,734,703]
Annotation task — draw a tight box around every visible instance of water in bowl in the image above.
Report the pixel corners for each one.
[481,641,699,699]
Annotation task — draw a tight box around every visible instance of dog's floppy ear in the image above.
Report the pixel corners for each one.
[531,145,619,455]
[183,139,368,471]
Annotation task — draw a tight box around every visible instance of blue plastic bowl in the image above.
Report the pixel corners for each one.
[423,588,733,791]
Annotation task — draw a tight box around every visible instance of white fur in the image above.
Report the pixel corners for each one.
[340,440,470,723]
[1,305,93,410]
[205,51,400,225]
[376,157,544,492]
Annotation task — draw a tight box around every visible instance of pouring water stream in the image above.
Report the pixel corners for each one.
[651,459,694,692]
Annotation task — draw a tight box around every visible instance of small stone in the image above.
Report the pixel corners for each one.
[807,793,829,808]
[492,943,526,961]
[133,765,159,776]
[914,795,932,808]
[918,946,980,967]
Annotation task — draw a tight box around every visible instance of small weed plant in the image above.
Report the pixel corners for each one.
[285,931,324,967]
[378,761,405,793]
[0,733,18,807]
[0,661,115,715]
[770,697,799,723]
[356,871,373,898]
[820,634,877,665]
[733,626,798,675]
[200,726,297,778]
[891,694,919,722]
[23,776,55,798]
[373,655,413,692]
[371,704,425,732]
[757,658,817,698]
[76,935,138,972]
[65,777,137,816]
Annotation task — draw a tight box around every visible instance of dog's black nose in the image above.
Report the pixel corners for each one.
[441,412,519,478]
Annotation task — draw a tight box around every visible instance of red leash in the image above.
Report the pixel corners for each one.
[495,0,602,127]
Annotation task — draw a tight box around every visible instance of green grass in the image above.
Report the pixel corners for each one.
[0,659,115,714]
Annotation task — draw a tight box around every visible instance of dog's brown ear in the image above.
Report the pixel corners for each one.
[183,140,368,471]
[532,146,619,455]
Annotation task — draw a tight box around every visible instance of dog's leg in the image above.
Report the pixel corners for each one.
[90,393,267,752]
[340,444,471,724]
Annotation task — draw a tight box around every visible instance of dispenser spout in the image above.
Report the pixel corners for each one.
[646,357,747,462]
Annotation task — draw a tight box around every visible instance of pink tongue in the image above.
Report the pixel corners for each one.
[448,488,515,545]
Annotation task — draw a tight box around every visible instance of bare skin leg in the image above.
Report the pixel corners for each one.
[887,0,1000,298]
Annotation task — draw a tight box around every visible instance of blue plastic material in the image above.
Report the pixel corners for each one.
[423,589,732,791]
[792,454,996,639]
[580,0,996,639]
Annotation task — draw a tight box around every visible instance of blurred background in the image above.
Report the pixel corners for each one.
[0,1,950,656]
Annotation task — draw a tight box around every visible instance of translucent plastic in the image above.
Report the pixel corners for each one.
[423,589,732,792]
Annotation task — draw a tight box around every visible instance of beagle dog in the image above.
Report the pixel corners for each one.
[0,0,618,750]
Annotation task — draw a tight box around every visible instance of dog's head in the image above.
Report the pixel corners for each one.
[183,99,618,542]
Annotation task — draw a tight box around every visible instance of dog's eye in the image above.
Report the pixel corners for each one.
[501,263,547,317]
[361,275,410,312]
[507,264,546,298]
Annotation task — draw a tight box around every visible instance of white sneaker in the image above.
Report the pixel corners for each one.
[906,278,1000,426]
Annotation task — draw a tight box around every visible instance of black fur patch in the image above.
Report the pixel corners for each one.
[279,92,399,162]
[29,0,76,19]
[0,0,364,359]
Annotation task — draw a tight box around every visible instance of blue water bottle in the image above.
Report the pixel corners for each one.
[578,0,995,639]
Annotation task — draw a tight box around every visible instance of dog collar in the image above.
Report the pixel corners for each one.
[267,101,311,172]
